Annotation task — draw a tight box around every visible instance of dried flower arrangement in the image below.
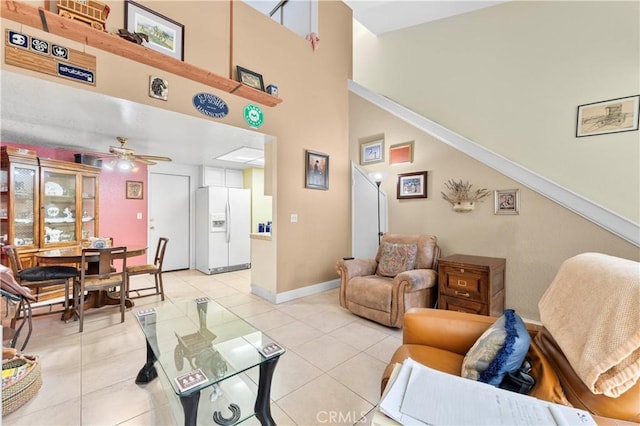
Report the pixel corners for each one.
[441,179,490,212]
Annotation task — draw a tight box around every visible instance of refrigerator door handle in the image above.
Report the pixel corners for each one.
[226,201,231,243]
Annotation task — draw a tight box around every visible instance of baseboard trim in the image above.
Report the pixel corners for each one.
[251,279,340,304]
[349,80,639,247]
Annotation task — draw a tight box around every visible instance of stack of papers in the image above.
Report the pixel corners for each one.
[379,359,596,425]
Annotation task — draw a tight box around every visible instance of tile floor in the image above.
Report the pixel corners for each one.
[2,269,402,425]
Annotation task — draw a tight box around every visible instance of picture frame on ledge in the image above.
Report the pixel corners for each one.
[125,0,185,61]
[397,171,427,199]
[305,150,329,190]
[126,181,144,200]
[494,189,519,215]
[236,66,265,91]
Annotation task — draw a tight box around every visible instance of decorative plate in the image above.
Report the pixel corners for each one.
[45,182,64,196]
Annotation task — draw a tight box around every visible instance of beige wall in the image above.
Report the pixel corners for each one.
[244,167,272,233]
[2,0,352,294]
[350,93,639,321]
[353,1,640,224]
[350,1,640,320]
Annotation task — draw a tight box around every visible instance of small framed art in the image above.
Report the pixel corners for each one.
[389,141,414,165]
[236,66,265,91]
[126,181,144,199]
[576,95,639,137]
[360,139,384,165]
[397,171,427,199]
[305,150,329,190]
[494,189,519,215]
[125,1,184,60]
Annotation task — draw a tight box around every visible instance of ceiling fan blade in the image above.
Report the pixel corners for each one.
[135,158,157,165]
[134,154,172,162]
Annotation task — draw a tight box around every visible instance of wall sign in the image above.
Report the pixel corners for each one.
[5,30,97,86]
[193,92,229,118]
[243,104,264,128]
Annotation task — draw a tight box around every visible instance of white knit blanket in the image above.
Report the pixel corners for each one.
[539,253,640,398]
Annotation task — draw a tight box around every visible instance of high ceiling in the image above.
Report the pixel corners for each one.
[1,2,505,168]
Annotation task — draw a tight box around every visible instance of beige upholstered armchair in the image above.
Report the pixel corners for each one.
[336,234,440,328]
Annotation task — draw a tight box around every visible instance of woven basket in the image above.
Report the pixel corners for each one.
[2,353,42,416]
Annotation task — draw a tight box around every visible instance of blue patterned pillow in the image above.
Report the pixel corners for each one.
[461,309,531,386]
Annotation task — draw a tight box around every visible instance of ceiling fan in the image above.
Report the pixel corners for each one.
[104,137,172,170]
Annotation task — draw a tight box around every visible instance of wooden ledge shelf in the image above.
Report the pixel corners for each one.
[2,0,282,107]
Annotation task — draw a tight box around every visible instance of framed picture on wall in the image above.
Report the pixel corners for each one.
[576,95,640,137]
[397,171,427,199]
[126,181,144,199]
[305,150,329,190]
[360,139,384,165]
[494,189,519,214]
[389,141,414,165]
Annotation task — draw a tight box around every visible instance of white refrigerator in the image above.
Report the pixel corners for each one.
[195,187,251,274]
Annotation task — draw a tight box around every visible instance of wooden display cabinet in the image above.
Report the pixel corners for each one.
[1,146,40,267]
[39,158,100,251]
[438,254,506,317]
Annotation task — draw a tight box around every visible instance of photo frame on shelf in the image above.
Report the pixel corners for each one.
[389,141,414,165]
[125,0,185,61]
[236,66,265,91]
[360,139,384,165]
[494,189,519,215]
[576,95,640,137]
[305,150,329,190]
[126,181,144,199]
[397,171,427,199]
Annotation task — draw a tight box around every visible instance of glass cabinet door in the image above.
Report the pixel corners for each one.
[11,165,38,247]
[42,170,77,245]
[81,175,97,239]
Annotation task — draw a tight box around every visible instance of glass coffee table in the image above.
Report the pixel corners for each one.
[133,297,284,426]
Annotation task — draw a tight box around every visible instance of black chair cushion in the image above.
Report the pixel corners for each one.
[19,266,78,281]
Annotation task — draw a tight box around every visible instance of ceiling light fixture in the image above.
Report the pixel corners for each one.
[215,147,264,165]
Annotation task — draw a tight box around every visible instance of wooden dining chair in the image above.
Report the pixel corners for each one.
[126,237,168,301]
[4,245,78,321]
[74,246,127,332]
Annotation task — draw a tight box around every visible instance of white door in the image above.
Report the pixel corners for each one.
[149,173,190,271]
[352,163,387,259]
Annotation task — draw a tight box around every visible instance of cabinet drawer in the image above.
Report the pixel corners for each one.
[439,295,489,315]
[439,266,487,302]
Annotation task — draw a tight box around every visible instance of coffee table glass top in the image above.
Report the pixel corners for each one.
[134,297,281,397]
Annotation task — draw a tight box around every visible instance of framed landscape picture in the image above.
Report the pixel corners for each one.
[397,171,427,199]
[125,1,185,60]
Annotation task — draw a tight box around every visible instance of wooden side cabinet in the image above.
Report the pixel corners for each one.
[438,254,505,317]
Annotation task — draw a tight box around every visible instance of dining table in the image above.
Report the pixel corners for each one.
[35,244,147,321]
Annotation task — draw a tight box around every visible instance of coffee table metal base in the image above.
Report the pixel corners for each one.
[135,339,280,426]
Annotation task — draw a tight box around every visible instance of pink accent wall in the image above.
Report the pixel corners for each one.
[3,142,148,265]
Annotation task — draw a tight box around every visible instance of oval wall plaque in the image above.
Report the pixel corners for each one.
[192,93,229,119]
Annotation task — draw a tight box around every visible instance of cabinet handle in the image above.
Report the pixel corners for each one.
[460,268,465,273]
[455,290,470,297]
[457,279,467,287]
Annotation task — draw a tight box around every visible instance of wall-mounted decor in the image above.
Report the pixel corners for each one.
[576,95,640,137]
[244,104,264,128]
[193,93,229,119]
[397,171,427,199]
[360,139,384,165]
[125,0,184,60]
[441,179,490,212]
[494,189,520,215]
[149,76,168,100]
[126,180,144,199]
[236,66,265,91]
[389,141,414,165]
[305,150,329,190]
